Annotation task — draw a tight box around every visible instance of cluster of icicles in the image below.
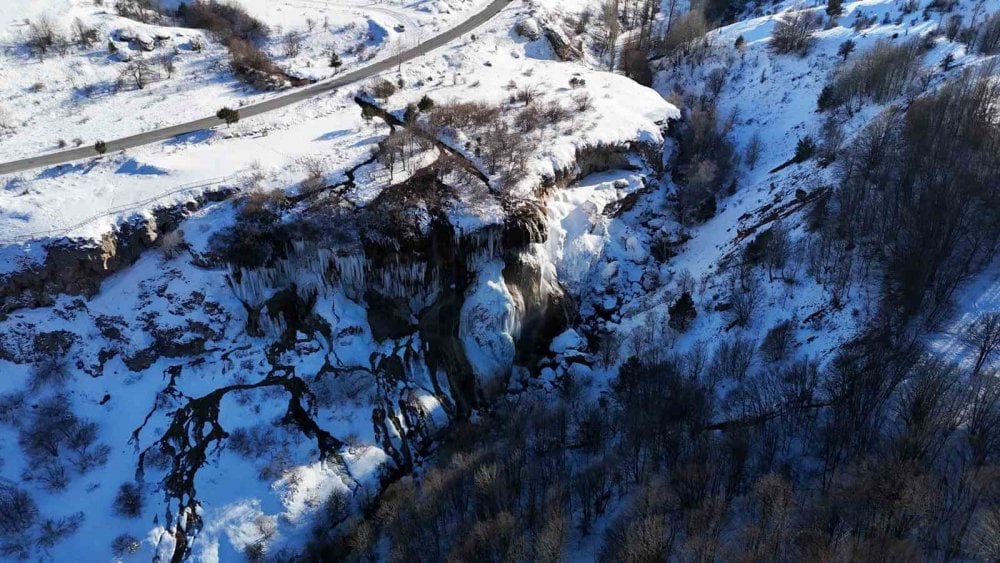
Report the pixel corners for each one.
[226,227,508,339]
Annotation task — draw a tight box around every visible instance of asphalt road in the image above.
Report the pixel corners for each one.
[0,0,511,176]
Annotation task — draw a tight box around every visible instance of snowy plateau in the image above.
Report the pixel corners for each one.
[0,0,997,560]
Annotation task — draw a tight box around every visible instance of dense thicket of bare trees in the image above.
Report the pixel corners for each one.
[180,0,270,43]
[818,39,923,110]
[818,65,1000,326]
[671,101,737,224]
[306,324,1000,561]
[25,16,65,58]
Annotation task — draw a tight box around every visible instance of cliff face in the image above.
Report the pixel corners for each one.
[0,189,232,317]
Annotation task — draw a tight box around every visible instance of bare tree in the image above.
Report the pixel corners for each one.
[121,59,155,89]
[0,481,37,536]
[597,0,621,69]
[710,336,756,382]
[970,505,1000,560]
[25,16,63,57]
[160,54,176,79]
[745,131,763,169]
[71,18,98,47]
[770,9,822,55]
[706,67,727,98]
[729,275,763,328]
[282,31,303,57]
[962,313,1000,376]
[515,83,541,105]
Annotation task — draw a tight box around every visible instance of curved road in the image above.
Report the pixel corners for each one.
[0,0,511,176]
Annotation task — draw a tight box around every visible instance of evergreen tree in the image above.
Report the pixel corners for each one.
[417,95,435,112]
[216,107,240,127]
[668,292,697,331]
[837,39,855,60]
[794,136,816,162]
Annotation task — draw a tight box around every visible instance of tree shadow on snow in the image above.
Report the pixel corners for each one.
[116,159,168,176]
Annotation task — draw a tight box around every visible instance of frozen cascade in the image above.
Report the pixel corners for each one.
[457,227,504,273]
[334,253,367,299]
[459,260,524,385]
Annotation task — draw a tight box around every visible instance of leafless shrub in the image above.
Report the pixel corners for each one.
[160,54,176,79]
[111,533,141,556]
[618,38,653,86]
[572,91,594,112]
[760,319,796,362]
[28,356,71,392]
[541,100,571,123]
[370,78,398,100]
[710,336,756,383]
[181,0,270,42]
[0,482,37,536]
[706,67,727,98]
[658,11,707,56]
[977,11,1000,54]
[114,0,163,24]
[515,104,545,132]
[17,395,110,483]
[25,16,64,58]
[120,59,156,90]
[113,482,143,518]
[515,84,540,105]
[36,513,83,548]
[228,38,283,88]
[729,276,763,328]
[673,103,737,224]
[299,158,327,192]
[744,131,762,169]
[427,101,502,131]
[282,31,303,57]
[71,18,99,47]
[228,424,281,459]
[0,393,26,426]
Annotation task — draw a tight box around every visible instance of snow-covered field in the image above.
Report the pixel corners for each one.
[0,0,493,163]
